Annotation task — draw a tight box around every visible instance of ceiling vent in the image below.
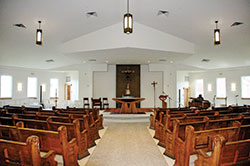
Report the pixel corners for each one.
[157,10,169,16]
[201,59,210,62]
[159,59,167,62]
[88,59,96,62]
[13,23,26,28]
[231,22,243,27]
[86,11,98,17]
[45,59,55,63]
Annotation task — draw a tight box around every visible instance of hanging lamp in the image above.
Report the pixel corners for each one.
[36,21,43,45]
[123,0,133,34]
[214,21,220,45]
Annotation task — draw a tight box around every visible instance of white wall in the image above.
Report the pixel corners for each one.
[92,64,177,108]
[93,65,116,108]
[141,65,162,108]
[0,63,179,108]
[149,64,177,107]
[189,67,250,106]
[0,66,65,106]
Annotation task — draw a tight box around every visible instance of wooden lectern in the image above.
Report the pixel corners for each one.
[159,95,168,108]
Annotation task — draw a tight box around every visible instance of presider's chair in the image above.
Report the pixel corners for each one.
[102,97,109,109]
[91,98,102,110]
[83,97,90,109]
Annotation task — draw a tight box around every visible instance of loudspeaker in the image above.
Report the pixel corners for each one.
[66,76,71,82]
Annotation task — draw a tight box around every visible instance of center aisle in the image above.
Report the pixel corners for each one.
[85,122,167,166]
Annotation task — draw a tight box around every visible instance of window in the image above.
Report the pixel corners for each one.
[50,78,59,98]
[195,79,204,97]
[1,75,13,98]
[27,77,38,98]
[216,78,226,98]
[241,76,250,98]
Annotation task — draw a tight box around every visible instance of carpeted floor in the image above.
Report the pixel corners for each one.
[85,122,167,166]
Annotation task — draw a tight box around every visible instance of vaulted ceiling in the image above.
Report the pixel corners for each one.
[0,0,249,70]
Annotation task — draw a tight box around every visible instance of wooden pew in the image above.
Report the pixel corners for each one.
[8,112,98,149]
[174,122,245,166]
[58,108,104,130]
[47,118,89,158]
[10,116,89,159]
[163,116,243,159]
[35,112,99,148]
[150,108,194,129]
[0,124,79,166]
[0,135,57,166]
[0,109,100,149]
[154,110,213,140]
[157,115,207,147]
[157,113,246,147]
[195,135,250,166]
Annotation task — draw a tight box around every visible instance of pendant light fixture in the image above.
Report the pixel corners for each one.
[214,21,220,45]
[36,21,43,45]
[123,0,133,34]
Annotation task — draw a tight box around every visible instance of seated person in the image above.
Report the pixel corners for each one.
[196,94,204,102]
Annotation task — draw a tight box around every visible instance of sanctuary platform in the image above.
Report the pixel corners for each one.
[102,110,152,123]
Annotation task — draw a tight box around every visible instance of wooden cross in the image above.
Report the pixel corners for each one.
[151,81,158,109]
[151,81,158,87]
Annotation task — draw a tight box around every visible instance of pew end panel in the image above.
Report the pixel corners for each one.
[0,135,57,166]
[195,135,250,166]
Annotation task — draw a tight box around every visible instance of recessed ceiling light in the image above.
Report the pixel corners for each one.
[170,60,174,64]
[148,60,151,63]
[45,59,54,63]
[105,60,109,63]
[13,23,26,28]
[86,11,98,17]
[157,10,169,16]
[82,60,86,63]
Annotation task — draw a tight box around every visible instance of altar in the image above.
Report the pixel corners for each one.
[112,97,145,114]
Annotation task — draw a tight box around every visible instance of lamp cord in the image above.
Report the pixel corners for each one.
[127,0,129,13]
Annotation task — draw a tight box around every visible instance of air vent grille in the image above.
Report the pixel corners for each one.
[231,22,243,27]
[13,23,26,28]
[45,59,55,63]
[201,59,210,62]
[86,11,98,17]
[88,59,96,62]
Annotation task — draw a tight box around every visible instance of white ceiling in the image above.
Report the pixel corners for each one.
[0,0,249,70]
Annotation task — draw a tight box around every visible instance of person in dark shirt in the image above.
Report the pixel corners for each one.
[197,94,204,102]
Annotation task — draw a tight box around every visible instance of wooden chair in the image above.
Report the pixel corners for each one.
[83,98,90,109]
[91,98,102,110]
[103,97,109,109]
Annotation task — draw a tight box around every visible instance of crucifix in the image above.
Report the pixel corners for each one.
[121,68,135,96]
[151,81,158,109]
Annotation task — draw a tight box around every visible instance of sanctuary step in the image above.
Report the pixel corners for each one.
[102,111,151,123]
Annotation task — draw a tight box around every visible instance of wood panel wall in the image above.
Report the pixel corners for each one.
[116,65,140,107]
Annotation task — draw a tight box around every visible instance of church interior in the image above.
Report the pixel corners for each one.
[0,0,250,165]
